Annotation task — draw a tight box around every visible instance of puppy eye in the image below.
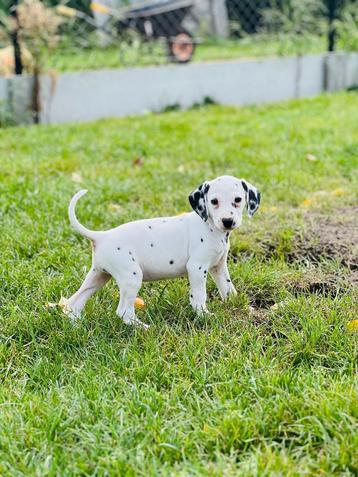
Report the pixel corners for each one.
[234,197,242,204]
[211,198,218,206]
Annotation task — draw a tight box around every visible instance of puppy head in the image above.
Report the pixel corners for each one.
[189,175,260,232]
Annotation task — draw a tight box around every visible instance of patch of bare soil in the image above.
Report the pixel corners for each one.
[245,207,357,322]
[288,206,358,273]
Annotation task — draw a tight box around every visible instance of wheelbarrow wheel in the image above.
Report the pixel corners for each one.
[167,32,195,64]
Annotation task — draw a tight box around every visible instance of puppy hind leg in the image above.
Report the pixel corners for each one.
[66,268,110,321]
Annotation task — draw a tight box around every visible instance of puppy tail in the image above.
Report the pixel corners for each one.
[69,190,98,241]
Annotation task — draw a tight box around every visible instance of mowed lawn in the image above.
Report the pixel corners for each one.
[0,92,357,476]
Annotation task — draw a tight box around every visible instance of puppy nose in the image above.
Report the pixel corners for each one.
[222,218,234,229]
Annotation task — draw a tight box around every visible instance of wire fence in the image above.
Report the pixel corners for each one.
[0,0,357,76]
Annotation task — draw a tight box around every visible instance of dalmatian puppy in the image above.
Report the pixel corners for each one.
[66,175,260,328]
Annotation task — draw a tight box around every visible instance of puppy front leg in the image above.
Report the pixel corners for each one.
[210,254,237,301]
[187,261,209,314]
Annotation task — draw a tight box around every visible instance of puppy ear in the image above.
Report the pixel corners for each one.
[241,180,261,218]
[188,181,210,221]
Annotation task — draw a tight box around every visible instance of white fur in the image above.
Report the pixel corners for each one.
[65,175,260,328]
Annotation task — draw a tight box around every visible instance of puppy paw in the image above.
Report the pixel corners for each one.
[123,316,150,329]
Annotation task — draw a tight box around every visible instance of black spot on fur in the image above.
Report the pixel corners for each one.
[190,294,193,298]
[117,247,120,250]
[132,258,135,262]
[204,183,210,193]
[204,270,207,274]
[199,266,202,270]
[133,272,136,275]
[129,251,132,255]
[148,225,152,229]
[201,238,203,242]
[242,180,248,192]
[227,279,231,283]
[169,260,174,265]
[150,243,154,247]
[248,189,256,208]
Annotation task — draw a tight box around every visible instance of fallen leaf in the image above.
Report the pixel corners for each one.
[133,157,143,167]
[331,188,344,197]
[306,153,317,162]
[108,203,122,213]
[58,296,71,314]
[346,320,358,332]
[301,198,313,207]
[71,172,83,183]
[135,297,145,309]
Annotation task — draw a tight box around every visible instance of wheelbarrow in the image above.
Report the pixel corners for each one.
[91,0,197,63]
[115,0,197,63]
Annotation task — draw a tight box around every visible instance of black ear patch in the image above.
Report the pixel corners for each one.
[189,182,210,221]
[242,179,261,217]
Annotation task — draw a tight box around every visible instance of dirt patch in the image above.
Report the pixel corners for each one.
[288,206,358,272]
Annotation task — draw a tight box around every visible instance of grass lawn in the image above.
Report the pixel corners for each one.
[46,35,327,72]
[0,91,357,475]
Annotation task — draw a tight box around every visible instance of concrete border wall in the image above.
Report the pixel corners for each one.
[1,52,357,125]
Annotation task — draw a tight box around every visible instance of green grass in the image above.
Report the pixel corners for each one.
[0,92,358,476]
[46,35,327,72]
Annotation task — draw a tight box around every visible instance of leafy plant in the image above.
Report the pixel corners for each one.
[336,0,358,51]
[260,0,328,55]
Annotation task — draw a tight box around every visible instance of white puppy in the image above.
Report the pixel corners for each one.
[66,175,260,328]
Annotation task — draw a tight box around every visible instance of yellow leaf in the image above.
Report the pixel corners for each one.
[331,188,344,197]
[90,2,110,13]
[58,296,71,314]
[301,198,313,207]
[306,153,317,162]
[56,5,77,17]
[346,320,358,332]
[71,172,83,183]
[108,203,122,212]
[135,297,145,309]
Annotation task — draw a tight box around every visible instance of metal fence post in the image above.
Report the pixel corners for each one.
[327,0,337,52]
[10,0,23,74]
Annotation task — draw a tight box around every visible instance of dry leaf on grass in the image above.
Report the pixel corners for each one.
[133,157,143,167]
[301,198,314,207]
[135,297,145,309]
[346,320,358,332]
[71,172,83,183]
[331,188,345,197]
[108,203,122,213]
[306,153,318,162]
